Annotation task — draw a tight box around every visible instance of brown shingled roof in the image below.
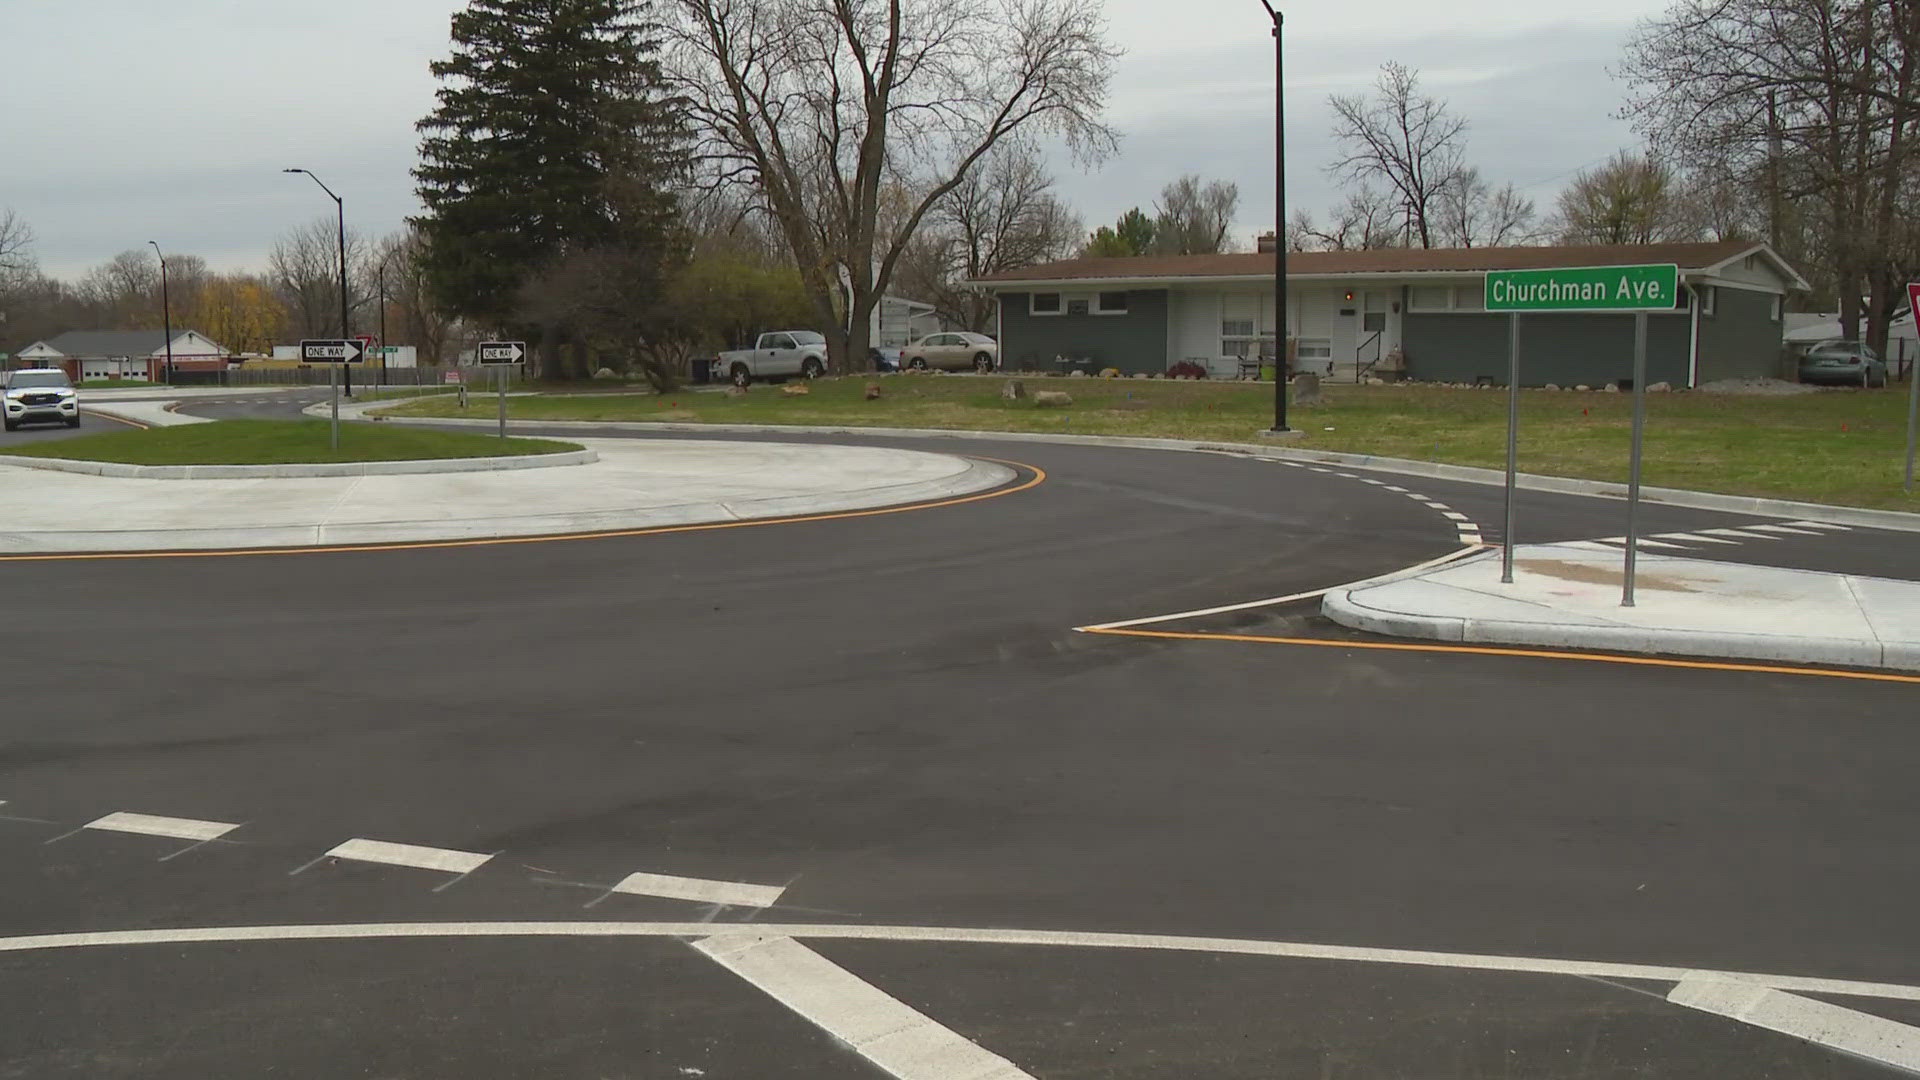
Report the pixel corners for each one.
[973,240,1764,283]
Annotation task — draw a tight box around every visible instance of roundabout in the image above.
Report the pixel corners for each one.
[2,391,1917,1077]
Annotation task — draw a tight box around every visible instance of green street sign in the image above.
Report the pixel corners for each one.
[1485,263,1680,312]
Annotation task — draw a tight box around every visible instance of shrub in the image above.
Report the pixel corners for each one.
[1166,360,1208,380]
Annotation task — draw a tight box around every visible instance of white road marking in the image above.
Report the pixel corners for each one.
[1335,472,1358,478]
[1458,533,1485,545]
[1652,532,1741,545]
[1742,524,1827,536]
[1557,540,1627,552]
[1787,520,1852,531]
[610,871,786,909]
[84,812,238,843]
[1360,478,1385,485]
[1309,467,1332,473]
[320,838,492,875]
[1701,527,1782,540]
[1423,502,1451,510]
[1384,485,1409,492]
[1589,536,1694,550]
[1441,511,1470,521]
[1406,494,1436,502]
[1077,546,1484,630]
[9,921,1920,1006]
[697,935,1033,1080]
[1668,978,1920,1072]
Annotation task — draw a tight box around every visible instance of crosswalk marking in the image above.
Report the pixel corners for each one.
[611,871,786,909]
[321,838,492,875]
[1700,527,1782,540]
[84,812,239,843]
[1787,520,1852,530]
[1441,511,1469,521]
[1590,536,1694,550]
[1652,531,1740,545]
[697,935,1035,1080]
[1743,523,1827,536]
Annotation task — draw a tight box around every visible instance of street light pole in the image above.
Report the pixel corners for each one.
[378,259,389,386]
[147,241,173,384]
[284,168,353,398]
[1257,0,1290,432]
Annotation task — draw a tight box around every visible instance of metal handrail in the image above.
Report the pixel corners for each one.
[1354,329,1383,383]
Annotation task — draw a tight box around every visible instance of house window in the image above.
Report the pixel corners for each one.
[1770,294,1782,321]
[1030,292,1062,316]
[1297,339,1332,359]
[1453,286,1484,311]
[1410,285,1452,311]
[1699,286,1716,316]
[1093,291,1129,315]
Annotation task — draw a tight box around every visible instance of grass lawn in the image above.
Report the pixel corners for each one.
[77,379,165,389]
[379,373,1920,510]
[4,419,579,465]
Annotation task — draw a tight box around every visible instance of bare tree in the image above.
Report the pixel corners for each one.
[0,208,34,289]
[893,143,1081,330]
[271,218,369,339]
[1436,167,1536,248]
[374,228,463,364]
[1289,187,1402,251]
[1151,174,1238,255]
[663,0,1120,372]
[1622,0,1917,350]
[1328,62,1468,249]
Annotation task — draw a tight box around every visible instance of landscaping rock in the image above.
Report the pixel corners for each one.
[864,382,882,400]
[1364,376,1385,385]
[1001,379,1026,401]
[1603,382,1620,393]
[1544,383,1560,391]
[1575,384,1591,391]
[1099,367,1120,379]
[781,383,810,396]
[593,367,619,380]
[1293,372,1323,406]
[1033,390,1073,407]
[725,385,748,398]
[1067,369,1087,378]
[1131,373,1149,379]
[1647,381,1672,392]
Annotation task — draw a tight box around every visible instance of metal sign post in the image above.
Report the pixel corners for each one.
[1502,313,1520,583]
[476,341,526,441]
[1485,264,1678,601]
[301,338,364,451]
[1906,283,1920,495]
[1623,312,1649,607]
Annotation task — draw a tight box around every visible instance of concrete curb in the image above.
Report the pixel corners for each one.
[83,401,213,428]
[0,456,1015,553]
[1321,550,1916,672]
[361,406,1920,533]
[0,447,598,480]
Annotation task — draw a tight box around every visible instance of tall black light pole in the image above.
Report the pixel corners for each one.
[284,168,353,397]
[147,241,174,384]
[377,257,389,386]
[1258,0,1290,433]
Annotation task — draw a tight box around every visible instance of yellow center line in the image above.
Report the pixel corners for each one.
[1080,625,1920,686]
[0,456,1046,563]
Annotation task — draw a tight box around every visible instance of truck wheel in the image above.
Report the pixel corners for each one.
[800,357,824,379]
[731,364,752,388]
[909,357,928,370]
[972,353,993,374]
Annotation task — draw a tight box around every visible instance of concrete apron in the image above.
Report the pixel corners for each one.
[1323,544,1920,672]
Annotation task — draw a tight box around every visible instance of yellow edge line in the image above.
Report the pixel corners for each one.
[0,456,1045,563]
[1081,625,1920,687]
[80,410,148,430]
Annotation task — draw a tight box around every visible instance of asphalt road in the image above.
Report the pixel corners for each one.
[1,394,1916,1077]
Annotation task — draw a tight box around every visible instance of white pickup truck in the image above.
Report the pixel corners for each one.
[716,331,828,387]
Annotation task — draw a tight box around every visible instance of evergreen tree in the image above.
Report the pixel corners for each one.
[413,0,682,367]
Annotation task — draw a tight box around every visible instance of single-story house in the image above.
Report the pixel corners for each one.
[970,240,1808,387]
[13,329,228,381]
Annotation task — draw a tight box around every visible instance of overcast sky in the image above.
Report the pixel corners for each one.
[2,0,1670,281]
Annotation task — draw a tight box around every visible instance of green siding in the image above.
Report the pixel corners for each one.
[997,290,1169,374]
[1696,286,1785,382]
[1402,312,1691,387]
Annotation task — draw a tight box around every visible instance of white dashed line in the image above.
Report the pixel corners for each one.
[1699,527,1783,540]
[1384,485,1409,493]
[308,838,493,883]
[1441,511,1469,521]
[1668,978,1920,1073]
[1335,472,1358,478]
[84,812,238,843]
[1458,533,1484,545]
[610,871,786,909]
[1359,478,1386,485]
[696,935,1035,1080]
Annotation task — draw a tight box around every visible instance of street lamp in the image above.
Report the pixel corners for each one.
[147,241,174,384]
[283,167,353,398]
[1257,0,1290,433]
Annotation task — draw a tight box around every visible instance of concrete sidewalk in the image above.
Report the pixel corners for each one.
[0,438,1011,553]
[1323,543,1920,672]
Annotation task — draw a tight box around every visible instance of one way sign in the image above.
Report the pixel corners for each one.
[478,341,526,365]
[301,339,364,364]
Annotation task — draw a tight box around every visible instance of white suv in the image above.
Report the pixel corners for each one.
[3,368,80,431]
